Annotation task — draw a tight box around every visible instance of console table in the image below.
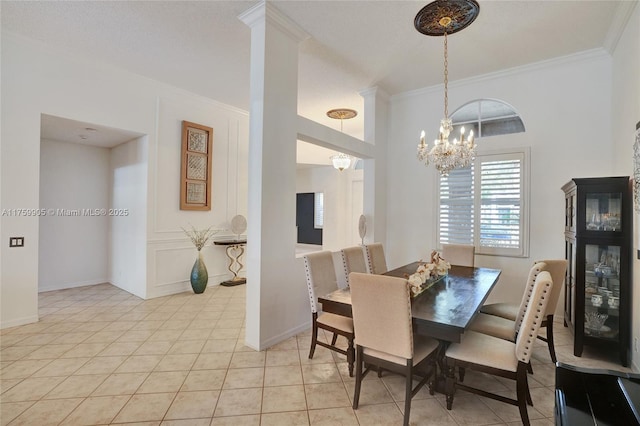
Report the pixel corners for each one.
[555,362,640,425]
[214,240,246,286]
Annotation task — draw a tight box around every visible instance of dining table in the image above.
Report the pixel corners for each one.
[317,262,502,344]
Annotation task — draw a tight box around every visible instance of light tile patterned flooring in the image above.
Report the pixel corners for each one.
[0,283,634,426]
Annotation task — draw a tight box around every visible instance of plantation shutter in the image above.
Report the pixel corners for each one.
[438,150,526,257]
[314,192,324,229]
[439,165,474,245]
[478,153,523,251]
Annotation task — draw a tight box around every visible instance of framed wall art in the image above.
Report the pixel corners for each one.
[180,120,213,210]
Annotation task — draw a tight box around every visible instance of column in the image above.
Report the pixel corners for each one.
[239,2,309,350]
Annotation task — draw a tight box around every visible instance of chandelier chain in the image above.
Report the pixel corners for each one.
[443,31,448,119]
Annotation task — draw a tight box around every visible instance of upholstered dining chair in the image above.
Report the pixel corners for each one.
[469,262,547,341]
[444,270,554,426]
[349,272,440,426]
[340,246,368,287]
[478,259,568,362]
[303,251,355,376]
[363,242,388,274]
[441,243,475,267]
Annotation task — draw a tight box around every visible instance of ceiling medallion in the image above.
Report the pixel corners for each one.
[414,0,480,36]
[326,108,357,120]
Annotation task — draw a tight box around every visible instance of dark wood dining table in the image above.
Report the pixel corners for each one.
[318,262,501,343]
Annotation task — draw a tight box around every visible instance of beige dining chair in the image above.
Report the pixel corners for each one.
[363,242,388,274]
[467,261,546,377]
[303,251,355,376]
[478,259,567,362]
[340,246,368,286]
[444,270,553,426]
[441,243,475,267]
[349,272,440,426]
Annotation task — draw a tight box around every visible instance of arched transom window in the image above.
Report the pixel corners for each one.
[451,99,525,138]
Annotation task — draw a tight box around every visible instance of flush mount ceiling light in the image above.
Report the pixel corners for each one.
[327,108,357,171]
[415,0,480,176]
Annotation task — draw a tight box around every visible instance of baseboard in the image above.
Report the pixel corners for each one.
[38,279,109,293]
[1,314,39,330]
[145,281,193,299]
[254,319,312,351]
[146,275,229,299]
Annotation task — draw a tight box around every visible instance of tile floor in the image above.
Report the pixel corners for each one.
[0,283,635,426]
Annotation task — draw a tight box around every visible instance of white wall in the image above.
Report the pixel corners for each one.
[146,93,249,299]
[611,3,640,370]
[109,137,148,298]
[1,32,249,328]
[38,139,110,291]
[388,50,614,313]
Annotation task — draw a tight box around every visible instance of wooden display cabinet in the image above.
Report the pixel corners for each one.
[561,176,632,367]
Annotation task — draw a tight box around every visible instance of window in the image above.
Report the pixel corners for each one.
[438,148,529,257]
[314,192,324,229]
[438,99,528,257]
[451,99,525,139]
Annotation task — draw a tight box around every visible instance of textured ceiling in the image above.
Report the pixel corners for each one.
[1,0,629,150]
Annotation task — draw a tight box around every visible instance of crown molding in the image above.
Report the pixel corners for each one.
[359,86,390,102]
[391,48,610,102]
[238,1,310,43]
[603,0,638,54]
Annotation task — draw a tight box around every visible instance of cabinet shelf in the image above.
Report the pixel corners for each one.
[585,302,619,313]
[562,176,632,367]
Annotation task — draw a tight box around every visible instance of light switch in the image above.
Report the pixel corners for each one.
[9,237,24,247]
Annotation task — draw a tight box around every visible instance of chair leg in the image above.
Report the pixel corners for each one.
[347,337,355,377]
[527,363,534,374]
[308,315,318,359]
[546,318,557,363]
[353,346,363,409]
[403,362,413,426]
[445,364,456,410]
[458,367,466,383]
[516,366,531,426]
[331,333,338,346]
[525,373,533,406]
[428,357,436,395]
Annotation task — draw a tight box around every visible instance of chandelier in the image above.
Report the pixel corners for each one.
[415,0,480,176]
[327,108,357,171]
[330,153,352,171]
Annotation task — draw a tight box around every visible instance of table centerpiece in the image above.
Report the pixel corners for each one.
[406,250,451,296]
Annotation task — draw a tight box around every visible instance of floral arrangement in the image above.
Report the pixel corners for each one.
[406,250,451,292]
[182,225,218,251]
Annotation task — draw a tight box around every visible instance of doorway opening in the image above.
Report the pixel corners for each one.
[38,114,147,298]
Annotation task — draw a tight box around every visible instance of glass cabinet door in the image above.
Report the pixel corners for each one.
[585,192,622,231]
[584,244,620,340]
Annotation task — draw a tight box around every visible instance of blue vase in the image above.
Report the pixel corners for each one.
[190,252,208,294]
